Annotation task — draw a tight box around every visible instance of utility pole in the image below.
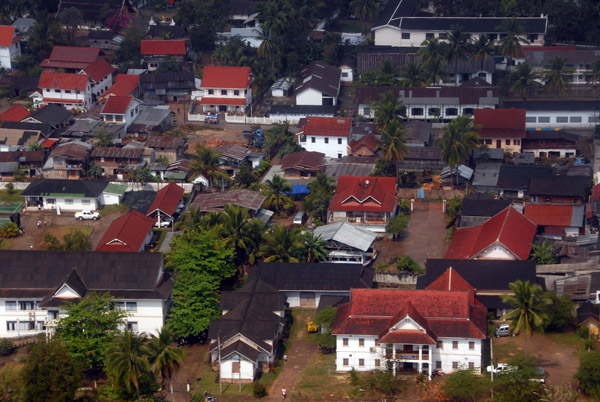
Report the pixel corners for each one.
[490,337,494,399]
[218,332,222,394]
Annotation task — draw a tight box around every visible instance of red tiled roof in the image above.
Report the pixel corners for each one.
[378,330,436,345]
[42,139,59,148]
[198,97,247,106]
[101,74,139,99]
[0,105,30,122]
[82,58,114,82]
[329,176,397,213]
[91,147,142,159]
[0,26,16,47]
[426,267,485,308]
[303,116,352,137]
[445,207,537,260]
[146,183,184,217]
[474,108,527,139]
[201,66,252,89]
[524,204,575,227]
[95,210,156,252]
[39,72,88,91]
[141,40,186,55]
[348,133,380,152]
[101,96,133,114]
[40,46,100,69]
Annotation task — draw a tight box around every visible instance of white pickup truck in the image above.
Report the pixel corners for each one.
[75,210,100,221]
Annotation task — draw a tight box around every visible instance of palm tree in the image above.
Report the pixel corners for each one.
[147,327,186,402]
[423,57,448,85]
[379,119,409,162]
[303,232,328,262]
[400,62,425,87]
[380,59,398,76]
[219,204,260,265]
[259,225,304,262]
[304,173,336,222]
[263,174,293,214]
[497,18,529,69]
[350,0,380,33]
[105,330,150,401]
[544,56,574,96]
[446,25,470,63]
[470,34,495,72]
[418,37,447,66]
[185,207,204,231]
[374,91,404,130]
[435,116,480,188]
[191,147,230,188]
[501,280,551,358]
[255,22,278,70]
[510,63,542,100]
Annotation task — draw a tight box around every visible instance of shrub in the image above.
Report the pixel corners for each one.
[576,349,600,399]
[4,183,14,194]
[253,381,267,398]
[0,339,15,356]
[396,256,424,274]
[0,222,19,238]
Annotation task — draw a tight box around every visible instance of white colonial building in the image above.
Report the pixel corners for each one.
[38,72,93,111]
[297,116,352,159]
[0,251,172,338]
[0,26,21,69]
[197,65,253,114]
[332,273,487,376]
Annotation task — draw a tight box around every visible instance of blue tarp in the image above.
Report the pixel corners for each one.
[285,185,310,195]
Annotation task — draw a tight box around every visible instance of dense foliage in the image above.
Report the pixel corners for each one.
[576,349,600,399]
[442,368,490,402]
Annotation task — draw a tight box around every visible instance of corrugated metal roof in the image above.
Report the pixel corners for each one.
[314,221,377,252]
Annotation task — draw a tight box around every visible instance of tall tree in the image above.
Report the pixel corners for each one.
[379,119,409,162]
[303,173,336,222]
[105,330,151,401]
[418,37,447,66]
[510,62,541,100]
[303,232,328,262]
[22,340,82,402]
[218,204,262,265]
[255,21,279,70]
[260,225,304,262]
[191,146,229,187]
[436,116,480,187]
[54,293,127,372]
[59,7,83,45]
[446,25,470,63]
[501,280,551,358]
[497,18,528,68]
[350,0,380,33]
[400,62,425,87]
[544,56,574,96]
[374,90,403,130]
[470,34,495,72]
[147,327,186,402]
[423,57,448,85]
[263,174,293,214]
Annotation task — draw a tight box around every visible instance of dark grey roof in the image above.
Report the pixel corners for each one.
[140,71,195,90]
[577,300,599,325]
[418,259,539,310]
[27,104,73,126]
[219,340,260,362]
[524,130,579,141]
[496,164,552,191]
[405,120,431,144]
[503,100,600,111]
[248,263,374,291]
[295,61,341,97]
[21,179,109,198]
[461,193,511,217]
[374,0,418,27]
[147,25,187,39]
[1,121,52,137]
[269,104,337,116]
[88,30,115,40]
[397,17,547,34]
[0,250,169,303]
[528,175,591,198]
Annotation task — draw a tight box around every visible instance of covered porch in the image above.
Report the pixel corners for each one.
[382,343,433,376]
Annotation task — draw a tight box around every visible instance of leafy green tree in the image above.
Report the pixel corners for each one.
[510,62,542,100]
[529,239,556,265]
[576,349,600,400]
[544,56,574,95]
[95,130,113,147]
[132,168,156,187]
[256,22,279,70]
[350,369,404,400]
[419,37,447,66]
[219,204,262,265]
[117,25,145,68]
[233,162,258,188]
[0,222,19,238]
[372,159,397,177]
[423,57,448,85]
[470,34,495,72]
[212,36,253,67]
[263,174,293,214]
[436,116,480,187]
[350,0,380,33]
[386,213,409,240]
[264,124,293,159]
[45,229,92,251]
[22,340,82,402]
[492,363,542,402]
[166,229,235,339]
[303,232,328,262]
[191,146,229,187]
[379,119,409,162]
[311,306,337,347]
[446,25,470,63]
[58,7,82,45]
[105,330,151,401]
[540,291,575,332]
[177,0,228,53]
[497,18,528,68]
[55,293,127,372]
[259,225,304,262]
[501,280,551,358]
[303,173,335,222]
[374,90,404,130]
[442,368,490,402]
[85,162,103,178]
[396,256,423,274]
[147,327,186,401]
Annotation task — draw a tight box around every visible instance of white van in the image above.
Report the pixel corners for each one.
[293,211,306,226]
[494,324,511,337]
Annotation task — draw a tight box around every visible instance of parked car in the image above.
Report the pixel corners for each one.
[486,363,517,374]
[155,218,172,228]
[206,113,219,124]
[75,210,99,221]
[494,324,516,337]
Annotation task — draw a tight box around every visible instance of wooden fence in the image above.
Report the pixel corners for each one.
[397,188,465,200]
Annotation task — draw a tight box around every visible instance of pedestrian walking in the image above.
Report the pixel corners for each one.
[283,354,287,362]
[282,388,287,400]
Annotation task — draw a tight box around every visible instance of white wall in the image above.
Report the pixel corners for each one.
[0,41,20,69]
[434,338,482,373]
[335,335,379,371]
[100,192,122,206]
[91,74,113,97]
[296,87,335,106]
[41,82,92,111]
[220,356,255,381]
[475,243,516,260]
[524,110,597,128]
[300,135,347,159]
[120,299,166,335]
[30,196,100,211]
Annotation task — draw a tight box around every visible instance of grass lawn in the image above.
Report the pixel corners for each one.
[40,225,93,248]
[547,332,586,350]
[0,239,11,249]
[0,189,23,203]
[294,353,351,400]
[99,203,129,217]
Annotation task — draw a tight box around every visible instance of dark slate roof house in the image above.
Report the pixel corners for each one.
[459,193,511,228]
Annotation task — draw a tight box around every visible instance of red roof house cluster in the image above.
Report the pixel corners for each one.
[0,105,30,122]
[95,211,156,252]
[141,40,186,55]
[200,66,252,89]
[445,207,537,260]
[301,116,352,138]
[474,108,527,139]
[101,96,134,114]
[329,176,397,213]
[39,72,89,91]
[146,183,185,218]
[81,58,115,83]
[100,74,140,100]
[40,46,100,70]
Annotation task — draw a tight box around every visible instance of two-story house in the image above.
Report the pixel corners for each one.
[198,66,253,114]
[90,147,145,176]
[0,250,172,338]
[328,176,397,233]
[42,141,92,180]
[295,61,341,106]
[140,40,187,71]
[0,26,21,69]
[521,130,578,159]
[100,95,142,132]
[298,116,352,159]
[527,175,591,205]
[79,58,114,99]
[474,108,526,154]
[332,276,487,376]
[38,72,93,111]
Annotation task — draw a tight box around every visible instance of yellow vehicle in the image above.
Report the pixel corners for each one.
[307,321,318,333]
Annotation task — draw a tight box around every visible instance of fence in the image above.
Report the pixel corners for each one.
[397,188,465,200]
[375,272,418,285]
[224,114,274,125]
[1,181,194,193]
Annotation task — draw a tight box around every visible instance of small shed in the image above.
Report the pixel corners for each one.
[101,183,128,205]
[270,77,294,97]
